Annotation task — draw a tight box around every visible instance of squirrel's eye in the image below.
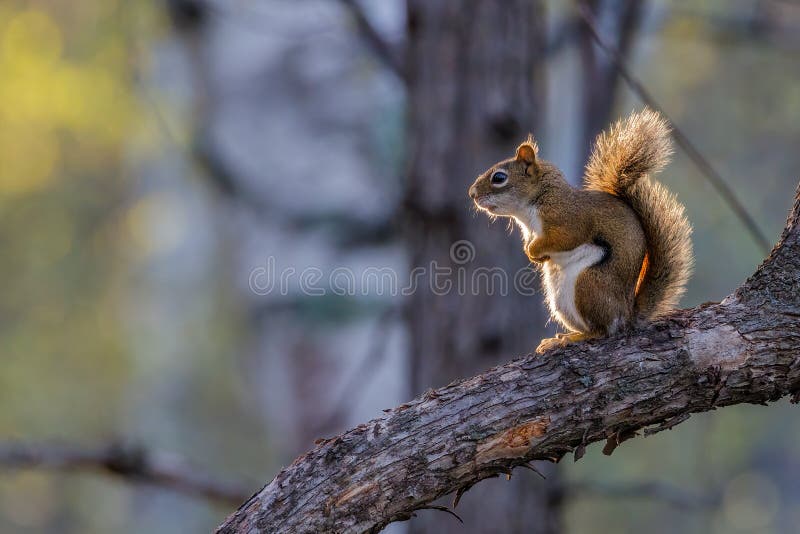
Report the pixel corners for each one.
[490,170,508,187]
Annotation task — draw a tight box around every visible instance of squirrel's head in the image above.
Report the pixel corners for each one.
[468,136,559,218]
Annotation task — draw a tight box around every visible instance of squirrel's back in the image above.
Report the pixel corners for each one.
[584,108,693,319]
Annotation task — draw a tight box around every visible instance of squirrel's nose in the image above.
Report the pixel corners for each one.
[468,185,478,198]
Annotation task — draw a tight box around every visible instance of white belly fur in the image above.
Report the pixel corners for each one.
[542,243,605,332]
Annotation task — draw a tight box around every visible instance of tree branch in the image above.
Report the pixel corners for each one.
[0,441,253,506]
[216,184,800,533]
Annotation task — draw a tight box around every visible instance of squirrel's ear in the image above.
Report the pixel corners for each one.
[515,135,539,166]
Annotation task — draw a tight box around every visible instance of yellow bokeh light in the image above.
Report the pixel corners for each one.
[1,9,62,66]
[0,5,138,168]
[0,125,60,194]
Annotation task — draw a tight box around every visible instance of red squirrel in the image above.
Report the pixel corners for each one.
[469,109,693,353]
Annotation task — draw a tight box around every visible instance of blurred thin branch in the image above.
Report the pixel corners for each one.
[546,16,582,57]
[313,306,399,436]
[191,132,273,214]
[0,441,253,506]
[0,441,722,516]
[576,1,772,255]
[336,0,407,81]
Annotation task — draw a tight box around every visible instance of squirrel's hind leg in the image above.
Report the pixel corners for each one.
[536,332,593,354]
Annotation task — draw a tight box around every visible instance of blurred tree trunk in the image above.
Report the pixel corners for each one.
[403,1,560,533]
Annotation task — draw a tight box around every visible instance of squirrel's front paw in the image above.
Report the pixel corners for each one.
[535,336,563,354]
[536,332,591,354]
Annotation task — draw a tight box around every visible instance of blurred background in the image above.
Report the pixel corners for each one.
[1,0,799,532]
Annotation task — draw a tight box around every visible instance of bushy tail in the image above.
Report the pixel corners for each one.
[584,108,693,319]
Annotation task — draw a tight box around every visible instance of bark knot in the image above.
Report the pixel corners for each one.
[475,417,550,464]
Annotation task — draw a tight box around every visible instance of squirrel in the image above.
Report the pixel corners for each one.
[468,108,693,353]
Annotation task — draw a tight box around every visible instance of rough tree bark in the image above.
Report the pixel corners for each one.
[402,1,558,532]
[216,185,800,534]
